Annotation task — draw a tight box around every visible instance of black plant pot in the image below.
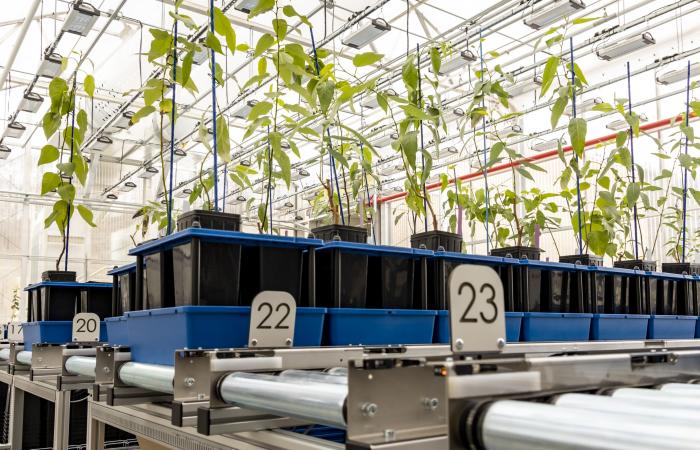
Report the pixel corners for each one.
[28,288,41,322]
[490,246,543,260]
[410,230,463,252]
[143,250,174,309]
[613,259,657,271]
[239,246,305,306]
[316,248,369,308]
[311,224,368,243]
[40,284,80,321]
[41,270,77,282]
[614,259,657,314]
[559,254,604,266]
[367,255,420,309]
[80,287,113,319]
[662,262,700,275]
[172,238,242,306]
[177,209,241,231]
[116,271,136,314]
[558,255,604,314]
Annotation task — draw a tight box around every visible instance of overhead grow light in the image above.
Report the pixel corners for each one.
[532,138,566,152]
[596,32,655,61]
[564,97,602,116]
[165,148,187,162]
[229,194,247,205]
[0,144,11,160]
[606,113,648,131]
[380,185,403,196]
[656,62,700,85]
[290,168,310,181]
[379,163,403,177]
[138,166,159,179]
[430,145,459,160]
[176,188,192,199]
[106,193,118,200]
[524,0,585,30]
[113,111,135,130]
[233,0,259,14]
[232,99,258,119]
[4,122,26,139]
[118,181,137,192]
[342,18,391,49]
[92,135,113,151]
[253,182,274,194]
[431,50,477,75]
[193,38,208,65]
[19,91,44,113]
[38,53,64,78]
[506,75,543,97]
[62,1,100,36]
[372,129,398,148]
[361,88,397,109]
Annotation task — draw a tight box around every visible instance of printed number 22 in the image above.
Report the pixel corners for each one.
[458,282,498,324]
[256,302,291,329]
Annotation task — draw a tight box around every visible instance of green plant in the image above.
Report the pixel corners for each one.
[10,288,19,322]
[39,63,97,269]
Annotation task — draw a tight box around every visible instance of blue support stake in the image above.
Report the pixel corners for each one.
[682,61,691,263]
[479,29,490,252]
[65,78,77,272]
[222,163,227,213]
[167,20,178,235]
[267,125,273,234]
[210,0,219,211]
[626,61,639,259]
[417,43,428,232]
[570,38,584,256]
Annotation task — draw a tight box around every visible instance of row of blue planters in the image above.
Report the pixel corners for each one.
[21,309,700,365]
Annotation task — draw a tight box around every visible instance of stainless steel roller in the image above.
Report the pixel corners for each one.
[16,351,31,366]
[327,367,347,375]
[0,348,10,361]
[119,362,175,394]
[554,393,700,423]
[612,387,700,409]
[279,369,348,385]
[65,356,96,377]
[218,372,347,428]
[659,383,700,396]
[480,400,699,450]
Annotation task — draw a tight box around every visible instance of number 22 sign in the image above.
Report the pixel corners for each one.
[248,291,297,348]
[447,264,506,354]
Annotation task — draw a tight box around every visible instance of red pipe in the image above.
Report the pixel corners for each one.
[375,112,696,205]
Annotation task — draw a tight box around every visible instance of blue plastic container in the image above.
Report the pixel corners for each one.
[23,321,108,348]
[521,312,593,342]
[648,315,697,339]
[105,316,129,345]
[325,308,436,346]
[591,314,649,340]
[125,306,326,365]
[696,317,700,338]
[434,311,523,343]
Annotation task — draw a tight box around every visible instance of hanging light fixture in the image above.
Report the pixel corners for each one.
[253,182,274,194]
[656,62,700,85]
[38,53,64,78]
[18,91,44,113]
[606,113,648,131]
[506,75,543,97]
[291,167,310,181]
[62,1,100,36]
[532,138,566,152]
[361,88,397,109]
[113,111,135,130]
[380,185,402,196]
[233,0,260,14]
[342,18,391,49]
[378,162,403,176]
[176,188,192,199]
[239,158,252,167]
[92,135,113,151]
[564,97,603,115]
[596,32,655,61]
[232,99,258,119]
[524,0,585,30]
[138,166,159,179]
[193,38,208,65]
[431,50,477,75]
[106,193,118,200]
[230,194,247,205]
[3,122,26,139]
[0,144,11,160]
[430,145,459,159]
[117,181,137,193]
[372,127,398,147]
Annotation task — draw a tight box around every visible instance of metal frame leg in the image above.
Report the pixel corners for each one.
[9,384,22,450]
[52,389,71,450]
[87,401,105,450]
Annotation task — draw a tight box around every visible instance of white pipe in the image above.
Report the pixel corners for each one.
[16,351,32,366]
[65,356,96,377]
[554,393,700,423]
[612,387,700,409]
[0,0,41,92]
[0,349,9,361]
[118,362,174,394]
[659,383,700,396]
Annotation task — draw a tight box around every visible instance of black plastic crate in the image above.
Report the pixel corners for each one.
[177,210,241,231]
[41,270,76,282]
[80,286,113,319]
[490,245,542,260]
[311,224,368,243]
[410,230,463,252]
[40,285,80,321]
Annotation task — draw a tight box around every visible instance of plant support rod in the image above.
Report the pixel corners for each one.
[571,37,584,256]
[480,29,490,252]
[626,61,640,259]
[167,20,178,235]
[210,0,219,211]
[681,60,691,263]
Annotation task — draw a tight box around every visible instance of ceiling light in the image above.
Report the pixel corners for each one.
[431,50,477,75]
[532,138,566,152]
[239,158,252,167]
[92,135,113,151]
[380,185,402,196]
[302,189,321,202]
[276,200,294,211]
[294,214,304,221]
[233,0,259,14]
[379,163,403,176]
[232,99,258,119]
[193,38,208,65]
[606,113,649,131]
[106,193,118,200]
[596,32,655,61]
[372,128,398,147]
[62,1,100,36]
[469,151,487,170]
[656,62,700,85]
[4,122,26,139]
[194,127,213,143]
[524,0,585,30]
[507,75,543,97]
[252,182,274,194]
[138,166,159,179]
[290,168,310,181]
[0,144,11,160]
[113,111,134,130]
[176,188,192,198]
[118,181,137,192]
[38,53,64,78]
[342,18,391,49]
[564,97,602,116]
[19,91,44,113]
[361,88,397,109]
[494,124,522,138]
[445,107,465,124]
[430,145,459,159]
[166,148,187,162]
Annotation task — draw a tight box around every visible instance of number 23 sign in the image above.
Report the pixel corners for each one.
[447,265,506,354]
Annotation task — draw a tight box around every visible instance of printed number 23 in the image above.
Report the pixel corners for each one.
[458,282,498,324]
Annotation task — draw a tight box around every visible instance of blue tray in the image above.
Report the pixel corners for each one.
[696,317,700,338]
[125,306,326,365]
[591,314,649,340]
[107,262,137,276]
[521,312,593,342]
[23,321,107,348]
[325,308,436,346]
[105,316,129,345]
[648,315,697,339]
[434,311,523,343]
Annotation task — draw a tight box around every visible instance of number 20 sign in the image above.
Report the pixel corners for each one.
[447,264,506,354]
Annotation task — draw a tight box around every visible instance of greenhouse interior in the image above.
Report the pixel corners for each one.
[0,0,700,448]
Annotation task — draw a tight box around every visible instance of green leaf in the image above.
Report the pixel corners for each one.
[489,142,505,166]
[247,100,272,121]
[181,50,193,86]
[540,56,560,98]
[272,18,288,40]
[216,115,231,163]
[615,130,628,148]
[77,204,96,227]
[57,183,75,203]
[282,4,311,27]
[213,7,236,55]
[77,109,87,132]
[399,131,418,169]
[205,31,223,55]
[41,172,61,195]
[130,105,156,125]
[551,94,568,129]
[73,154,88,185]
[48,77,68,107]
[626,182,640,206]
[270,132,291,188]
[592,102,614,113]
[571,63,588,85]
[38,145,59,165]
[147,29,172,62]
[248,0,275,19]
[254,33,275,58]
[689,188,700,206]
[572,16,602,24]
[42,112,61,139]
[317,80,335,114]
[352,52,384,67]
[568,117,587,157]
[56,162,75,177]
[430,47,441,75]
[83,75,95,98]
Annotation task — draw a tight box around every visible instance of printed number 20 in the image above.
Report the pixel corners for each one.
[458,282,498,324]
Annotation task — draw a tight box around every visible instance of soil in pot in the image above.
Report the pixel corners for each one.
[177,210,241,231]
[490,246,543,260]
[311,224,368,243]
[410,230,463,252]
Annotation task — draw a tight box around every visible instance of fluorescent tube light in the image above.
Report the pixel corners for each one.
[379,163,403,176]
[430,145,459,159]
[118,181,137,192]
[431,50,477,75]
[361,88,397,109]
[62,1,99,36]
[138,166,159,179]
[596,32,655,61]
[19,91,44,113]
[0,144,11,160]
[342,18,391,49]
[564,97,602,116]
[606,113,648,131]
[506,75,543,97]
[233,0,259,14]
[38,53,64,78]
[4,122,26,139]
[656,62,700,85]
[532,138,566,152]
[193,38,208,65]
[524,0,585,30]
[232,99,258,119]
